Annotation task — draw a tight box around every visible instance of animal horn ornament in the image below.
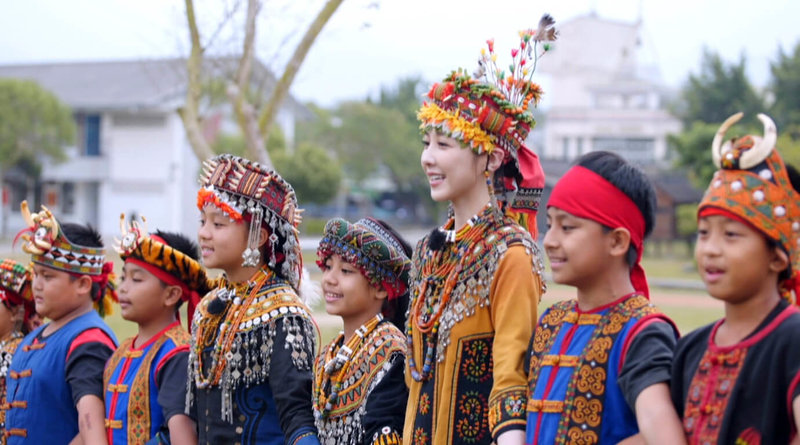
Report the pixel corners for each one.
[114,213,149,255]
[712,112,777,170]
[18,201,59,255]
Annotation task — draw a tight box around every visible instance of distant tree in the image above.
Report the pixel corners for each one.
[0,78,73,174]
[179,0,344,167]
[670,49,764,185]
[770,41,800,130]
[213,130,341,204]
[273,142,342,204]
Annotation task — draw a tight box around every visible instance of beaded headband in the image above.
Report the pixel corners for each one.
[197,154,303,289]
[418,15,555,231]
[17,202,105,275]
[699,112,800,301]
[317,218,411,299]
[15,201,118,317]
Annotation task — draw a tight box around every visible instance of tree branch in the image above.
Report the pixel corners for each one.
[179,0,215,161]
[257,0,344,142]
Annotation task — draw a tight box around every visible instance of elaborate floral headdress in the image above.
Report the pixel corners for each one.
[197,154,303,289]
[316,218,411,299]
[15,201,118,317]
[0,259,35,325]
[418,14,557,234]
[699,112,800,302]
[114,214,212,328]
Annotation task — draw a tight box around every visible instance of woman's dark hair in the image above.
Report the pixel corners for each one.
[575,151,657,268]
[373,219,412,330]
[61,222,104,301]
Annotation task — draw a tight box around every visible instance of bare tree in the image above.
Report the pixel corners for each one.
[179,0,345,166]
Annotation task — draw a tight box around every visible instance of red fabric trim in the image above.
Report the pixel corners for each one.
[697,207,764,235]
[548,165,648,296]
[154,345,189,387]
[575,292,640,314]
[67,328,116,359]
[132,320,182,350]
[618,315,677,374]
[787,369,800,436]
[534,307,580,440]
[125,258,190,301]
[709,304,799,352]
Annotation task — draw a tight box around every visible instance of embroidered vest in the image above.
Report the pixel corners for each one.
[525,295,665,445]
[5,311,117,444]
[313,321,405,445]
[0,332,22,444]
[104,322,190,445]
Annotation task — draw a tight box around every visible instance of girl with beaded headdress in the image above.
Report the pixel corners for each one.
[404,17,553,445]
[190,154,320,445]
[314,218,411,445]
[0,260,34,444]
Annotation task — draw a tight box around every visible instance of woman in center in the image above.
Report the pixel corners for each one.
[404,20,553,445]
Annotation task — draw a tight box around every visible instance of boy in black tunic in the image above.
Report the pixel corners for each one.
[671,113,800,444]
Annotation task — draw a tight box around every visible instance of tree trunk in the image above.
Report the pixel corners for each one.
[179,0,216,162]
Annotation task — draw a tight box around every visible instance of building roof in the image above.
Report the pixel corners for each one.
[651,171,705,204]
[0,58,312,118]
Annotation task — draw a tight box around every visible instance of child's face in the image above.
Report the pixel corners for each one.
[31,264,90,321]
[320,254,384,321]
[695,214,785,304]
[543,207,616,288]
[198,205,250,273]
[420,131,486,204]
[118,262,174,324]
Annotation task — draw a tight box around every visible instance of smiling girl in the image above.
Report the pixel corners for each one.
[404,23,551,445]
[314,217,411,445]
[190,154,320,445]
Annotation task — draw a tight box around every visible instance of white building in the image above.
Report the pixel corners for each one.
[539,14,681,164]
[0,58,310,238]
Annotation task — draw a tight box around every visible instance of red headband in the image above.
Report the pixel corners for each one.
[125,256,201,326]
[548,165,649,297]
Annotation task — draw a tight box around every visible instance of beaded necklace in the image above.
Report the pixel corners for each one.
[315,313,384,419]
[407,204,493,382]
[0,331,22,377]
[192,267,274,389]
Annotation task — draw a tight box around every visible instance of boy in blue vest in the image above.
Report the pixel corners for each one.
[524,151,685,444]
[5,203,118,444]
[104,217,212,444]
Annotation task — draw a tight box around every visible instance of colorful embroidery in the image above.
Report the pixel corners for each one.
[527,295,659,444]
[104,324,190,445]
[488,387,527,436]
[683,343,747,443]
[413,427,429,445]
[312,321,405,445]
[451,336,492,443]
[187,267,318,422]
[0,332,22,443]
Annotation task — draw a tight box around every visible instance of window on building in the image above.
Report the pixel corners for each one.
[592,137,656,164]
[62,182,75,214]
[75,114,102,156]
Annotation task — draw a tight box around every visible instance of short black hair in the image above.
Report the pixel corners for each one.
[575,151,657,267]
[154,230,200,261]
[373,219,412,330]
[61,222,104,301]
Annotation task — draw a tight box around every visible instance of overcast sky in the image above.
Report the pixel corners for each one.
[0,0,797,107]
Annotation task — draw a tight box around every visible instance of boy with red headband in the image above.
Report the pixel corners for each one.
[104,217,212,444]
[6,203,118,444]
[525,151,684,444]
[671,113,800,444]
